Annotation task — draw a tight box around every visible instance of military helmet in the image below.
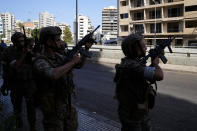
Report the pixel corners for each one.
[11,32,25,43]
[39,26,62,44]
[121,33,143,58]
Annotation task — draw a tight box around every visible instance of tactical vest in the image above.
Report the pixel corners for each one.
[33,54,75,100]
[114,59,149,105]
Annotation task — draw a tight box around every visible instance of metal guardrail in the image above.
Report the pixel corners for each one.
[68,45,197,57]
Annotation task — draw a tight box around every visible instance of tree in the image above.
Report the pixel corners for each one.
[32,28,41,40]
[63,26,73,44]
[27,28,31,37]
[0,33,5,40]
[18,22,24,32]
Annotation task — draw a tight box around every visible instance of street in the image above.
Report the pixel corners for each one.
[73,61,197,131]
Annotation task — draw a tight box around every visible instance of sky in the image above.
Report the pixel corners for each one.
[0,0,117,31]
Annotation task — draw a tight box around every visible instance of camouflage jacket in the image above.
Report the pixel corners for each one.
[33,51,75,100]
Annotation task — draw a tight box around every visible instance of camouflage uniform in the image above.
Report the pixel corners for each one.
[33,51,78,131]
[1,45,37,130]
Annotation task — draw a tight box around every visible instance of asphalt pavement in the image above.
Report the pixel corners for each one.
[73,61,197,131]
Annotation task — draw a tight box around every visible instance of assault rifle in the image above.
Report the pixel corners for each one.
[140,36,175,65]
[33,29,42,53]
[22,26,29,48]
[60,25,100,65]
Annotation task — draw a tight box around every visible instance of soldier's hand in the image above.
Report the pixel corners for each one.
[71,52,81,65]
[85,42,92,50]
[151,57,159,66]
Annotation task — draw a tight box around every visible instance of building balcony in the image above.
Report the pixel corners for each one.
[162,16,184,22]
[185,11,197,19]
[119,6,131,13]
[130,0,184,11]
[184,28,197,35]
[144,32,183,36]
[119,31,130,36]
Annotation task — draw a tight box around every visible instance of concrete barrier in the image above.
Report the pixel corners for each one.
[87,45,197,67]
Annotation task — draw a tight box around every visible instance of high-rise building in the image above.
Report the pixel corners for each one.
[15,20,23,32]
[0,18,3,36]
[102,6,118,40]
[39,12,54,28]
[73,15,93,42]
[32,20,39,29]
[0,12,15,41]
[118,0,197,46]
[56,22,70,40]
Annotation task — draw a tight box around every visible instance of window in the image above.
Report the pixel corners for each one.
[168,0,173,2]
[185,5,197,12]
[134,12,144,20]
[150,23,161,33]
[175,39,183,46]
[167,22,179,32]
[149,10,161,19]
[120,13,129,19]
[120,1,127,6]
[168,7,183,17]
[185,21,197,28]
[134,0,144,7]
[120,25,128,32]
[149,0,161,5]
[134,24,144,33]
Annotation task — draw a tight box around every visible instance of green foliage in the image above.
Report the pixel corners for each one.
[32,28,41,39]
[0,34,5,40]
[63,26,73,44]
[17,22,24,32]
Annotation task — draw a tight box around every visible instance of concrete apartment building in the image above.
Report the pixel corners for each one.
[56,22,70,40]
[0,12,15,41]
[0,18,3,36]
[32,20,39,29]
[73,15,93,42]
[39,12,54,28]
[118,0,197,46]
[102,6,118,40]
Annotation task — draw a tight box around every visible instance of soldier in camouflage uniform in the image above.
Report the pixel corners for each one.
[114,34,164,131]
[33,26,92,131]
[1,32,37,131]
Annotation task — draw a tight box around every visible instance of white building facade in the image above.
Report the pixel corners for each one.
[32,20,39,29]
[56,22,69,40]
[0,18,3,36]
[73,15,93,43]
[39,12,54,28]
[102,6,118,40]
[0,12,15,41]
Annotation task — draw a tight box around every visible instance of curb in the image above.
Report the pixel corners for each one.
[88,58,197,73]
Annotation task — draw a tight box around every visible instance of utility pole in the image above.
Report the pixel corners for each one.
[76,0,78,45]
[154,0,157,46]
